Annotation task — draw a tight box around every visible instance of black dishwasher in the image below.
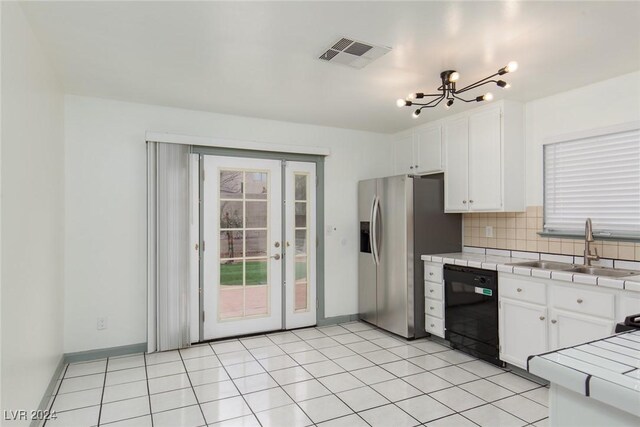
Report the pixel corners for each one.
[444,264,503,367]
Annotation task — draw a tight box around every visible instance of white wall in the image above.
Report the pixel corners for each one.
[64,95,392,353]
[1,2,65,420]
[524,71,640,206]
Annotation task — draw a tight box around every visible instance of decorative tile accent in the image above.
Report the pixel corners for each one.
[464,207,640,261]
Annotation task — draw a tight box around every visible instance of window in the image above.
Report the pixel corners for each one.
[543,123,640,239]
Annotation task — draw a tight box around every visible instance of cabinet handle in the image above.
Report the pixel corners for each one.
[429,272,434,276]
[430,324,435,327]
[551,319,557,324]
[429,289,434,293]
[577,298,583,304]
[539,316,545,321]
[410,166,414,169]
[463,200,467,204]
[469,200,474,203]
[415,165,419,168]
[517,288,522,292]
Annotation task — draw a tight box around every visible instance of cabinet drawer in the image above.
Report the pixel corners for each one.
[425,298,444,319]
[425,282,443,301]
[500,276,546,305]
[550,286,614,319]
[424,263,443,283]
[425,316,445,338]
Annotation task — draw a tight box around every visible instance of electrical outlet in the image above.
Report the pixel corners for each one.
[485,226,494,238]
[97,317,108,330]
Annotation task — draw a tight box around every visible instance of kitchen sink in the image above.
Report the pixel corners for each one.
[568,266,640,277]
[507,261,574,270]
[507,261,640,278]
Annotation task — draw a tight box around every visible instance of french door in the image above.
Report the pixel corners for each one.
[201,155,316,340]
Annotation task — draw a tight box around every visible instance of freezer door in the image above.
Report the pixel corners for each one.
[377,176,412,338]
[358,179,377,325]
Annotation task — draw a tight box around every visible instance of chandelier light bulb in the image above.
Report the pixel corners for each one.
[397,99,407,108]
[407,93,416,100]
[504,83,511,89]
[412,109,421,118]
[505,61,518,73]
[449,72,460,82]
[483,92,494,101]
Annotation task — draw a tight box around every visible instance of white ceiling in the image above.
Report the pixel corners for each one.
[20,1,640,134]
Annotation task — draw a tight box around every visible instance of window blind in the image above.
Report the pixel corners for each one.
[544,126,640,239]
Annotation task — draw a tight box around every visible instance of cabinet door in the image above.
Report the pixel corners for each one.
[549,309,615,351]
[414,125,442,174]
[393,136,414,175]
[468,106,502,210]
[499,298,548,369]
[443,117,469,211]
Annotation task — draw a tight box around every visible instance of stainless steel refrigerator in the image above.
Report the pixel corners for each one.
[358,173,461,339]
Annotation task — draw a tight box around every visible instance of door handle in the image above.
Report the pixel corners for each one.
[370,196,378,265]
[375,197,382,258]
[271,254,281,261]
[371,196,381,265]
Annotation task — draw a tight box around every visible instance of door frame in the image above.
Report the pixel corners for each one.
[191,145,325,342]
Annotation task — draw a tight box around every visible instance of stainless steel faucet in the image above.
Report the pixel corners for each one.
[584,218,600,266]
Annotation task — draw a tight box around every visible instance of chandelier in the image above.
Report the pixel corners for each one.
[397,61,518,118]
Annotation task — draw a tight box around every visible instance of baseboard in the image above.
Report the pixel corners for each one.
[316,314,359,327]
[64,342,147,364]
[31,355,65,427]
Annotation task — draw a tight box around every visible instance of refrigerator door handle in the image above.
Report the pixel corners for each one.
[371,196,380,265]
[375,197,382,259]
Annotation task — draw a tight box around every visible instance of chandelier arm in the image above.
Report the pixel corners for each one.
[452,93,476,103]
[456,80,499,94]
[455,72,500,93]
[428,96,446,108]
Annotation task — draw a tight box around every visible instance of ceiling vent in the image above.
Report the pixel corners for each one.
[319,37,391,69]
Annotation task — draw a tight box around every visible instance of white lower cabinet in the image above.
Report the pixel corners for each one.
[499,298,548,368]
[498,273,620,370]
[424,261,445,338]
[548,308,615,350]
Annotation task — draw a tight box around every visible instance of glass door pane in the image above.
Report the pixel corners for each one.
[203,156,282,340]
[285,163,317,329]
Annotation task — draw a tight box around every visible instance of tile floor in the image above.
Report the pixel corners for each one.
[43,322,549,427]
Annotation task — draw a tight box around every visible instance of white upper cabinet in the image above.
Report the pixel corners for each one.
[414,125,443,174]
[393,135,414,174]
[442,101,525,213]
[443,117,469,211]
[468,107,502,210]
[393,124,443,175]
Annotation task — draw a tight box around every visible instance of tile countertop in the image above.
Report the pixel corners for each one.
[421,252,640,293]
[528,329,640,417]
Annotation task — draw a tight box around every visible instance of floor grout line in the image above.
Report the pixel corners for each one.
[95,359,109,426]
[142,353,155,427]
[53,322,549,427]
[176,347,209,426]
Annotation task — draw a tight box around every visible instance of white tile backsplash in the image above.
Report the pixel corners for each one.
[540,253,574,263]
[511,251,541,260]
[486,249,511,257]
[463,246,486,254]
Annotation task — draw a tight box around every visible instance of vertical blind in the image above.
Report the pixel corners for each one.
[544,125,640,238]
[148,142,192,352]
